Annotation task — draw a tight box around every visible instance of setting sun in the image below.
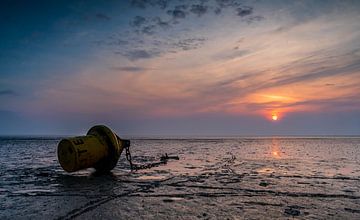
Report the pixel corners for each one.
[272,115,278,121]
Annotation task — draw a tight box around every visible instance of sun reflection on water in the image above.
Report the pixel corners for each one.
[271,138,281,159]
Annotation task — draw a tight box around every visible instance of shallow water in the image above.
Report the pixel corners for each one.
[1,137,360,219]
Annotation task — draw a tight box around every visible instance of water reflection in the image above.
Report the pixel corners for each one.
[271,138,281,159]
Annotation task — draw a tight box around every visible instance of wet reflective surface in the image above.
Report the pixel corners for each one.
[1,137,360,219]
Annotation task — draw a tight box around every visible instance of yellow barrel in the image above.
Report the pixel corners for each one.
[57,125,130,173]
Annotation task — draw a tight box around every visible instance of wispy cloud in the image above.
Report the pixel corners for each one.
[95,13,111,21]
[173,38,206,51]
[214,49,250,60]
[131,0,168,9]
[111,66,147,72]
[215,0,241,8]
[236,6,253,17]
[124,49,161,61]
[116,0,264,61]
[167,9,187,19]
[130,16,147,27]
[0,89,18,96]
[190,4,208,17]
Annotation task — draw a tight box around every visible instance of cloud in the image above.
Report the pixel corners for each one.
[215,0,241,8]
[111,66,147,72]
[130,16,147,27]
[289,96,360,109]
[229,58,360,99]
[325,83,335,86]
[190,4,208,16]
[78,13,112,23]
[215,49,250,60]
[236,6,253,17]
[244,15,265,24]
[214,7,222,14]
[143,21,170,35]
[95,13,111,21]
[124,49,160,61]
[131,0,168,9]
[153,17,171,29]
[175,4,189,10]
[217,74,254,87]
[241,94,360,114]
[155,0,168,9]
[107,39,129,46]
[173,38,206,51]
[130,16,171,35]
[0,89,18,96]
[141,25,157,35]
[131,0,148,9]
[214,1,259,18]
[128,1,261,32]
[192,49,360,114]
[263,59,360,90]
[97,1,262,62]
[167,9,186,19]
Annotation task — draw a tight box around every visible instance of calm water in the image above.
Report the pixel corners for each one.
[1,137,360,219]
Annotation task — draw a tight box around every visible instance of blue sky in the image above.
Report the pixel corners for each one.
[0,0,360,135]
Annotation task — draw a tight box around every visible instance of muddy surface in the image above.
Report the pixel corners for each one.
[1,137,360,219]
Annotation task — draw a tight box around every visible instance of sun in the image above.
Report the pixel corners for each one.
[272,114,278,121]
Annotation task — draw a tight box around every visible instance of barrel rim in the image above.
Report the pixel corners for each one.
[87,125,123,172]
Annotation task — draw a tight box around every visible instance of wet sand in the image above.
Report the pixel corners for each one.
[1,137,360,219]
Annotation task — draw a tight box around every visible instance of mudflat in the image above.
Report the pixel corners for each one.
[1,137,360,219]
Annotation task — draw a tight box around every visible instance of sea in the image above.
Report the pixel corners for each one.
[1,136,360,219]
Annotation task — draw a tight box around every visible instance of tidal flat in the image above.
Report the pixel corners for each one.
[1,137,360,219]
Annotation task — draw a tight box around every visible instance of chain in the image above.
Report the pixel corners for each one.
[125,144,133,170]
[124,144,179,171]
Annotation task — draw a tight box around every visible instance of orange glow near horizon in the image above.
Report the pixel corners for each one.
[272,114,278,121]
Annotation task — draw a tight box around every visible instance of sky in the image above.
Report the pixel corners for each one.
[0,0,360,136]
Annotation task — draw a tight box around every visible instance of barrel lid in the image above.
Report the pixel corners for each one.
[57,139,77,172]
[87,125,123,172]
